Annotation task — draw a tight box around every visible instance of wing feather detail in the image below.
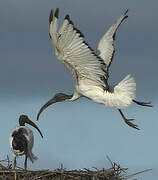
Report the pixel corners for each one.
[49,9,108,88]
[97,10,128,71]
[49,9,59,45]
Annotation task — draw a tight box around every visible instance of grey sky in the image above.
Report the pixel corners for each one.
[0,0,158,179]
[0,0,157,97]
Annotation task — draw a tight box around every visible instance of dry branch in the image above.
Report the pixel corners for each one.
[0,156,151,180]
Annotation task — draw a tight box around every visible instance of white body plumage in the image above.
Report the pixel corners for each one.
[10,126,37,163]
[76,74,136,109]
[37,9,152,130]
[10,115,43,169]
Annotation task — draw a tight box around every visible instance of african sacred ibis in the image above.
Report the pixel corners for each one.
[10,115,43,169]
[37,8,152,130]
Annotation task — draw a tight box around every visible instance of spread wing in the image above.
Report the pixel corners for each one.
[97,10,128,72]
[49,8,108,89]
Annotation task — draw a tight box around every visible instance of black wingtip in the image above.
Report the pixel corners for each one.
[124,9,129,18]
[55,8,59,18]
[64,14,84,38]
[125,9,129,15]
[49,9,53,24]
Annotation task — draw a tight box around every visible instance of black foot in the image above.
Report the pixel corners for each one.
[133,100,152,107]
[118,109,140,130]
[123,117,140,130]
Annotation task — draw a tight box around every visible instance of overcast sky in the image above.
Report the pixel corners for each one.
[0,0,158,179]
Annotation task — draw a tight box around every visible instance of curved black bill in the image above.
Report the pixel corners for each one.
[19,115,43,138]
[37,98,57,121]
[37,93,73,120]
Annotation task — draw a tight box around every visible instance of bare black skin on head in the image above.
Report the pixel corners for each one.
[37,93,73,120]
[19,115,43,138]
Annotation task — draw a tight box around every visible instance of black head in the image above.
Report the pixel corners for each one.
[37,93,72,120]
[19,114,43,138]
[19,115,29,126]
[53,93,73,101]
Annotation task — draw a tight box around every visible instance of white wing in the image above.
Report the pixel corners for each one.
[97,10,128,71]
[49,9,108,89]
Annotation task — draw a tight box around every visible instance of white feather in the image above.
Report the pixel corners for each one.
[77,74,136,109]
[97,10,128,69]
[50,13,107,89]
[9,126,38,163]
[104,75,136,108]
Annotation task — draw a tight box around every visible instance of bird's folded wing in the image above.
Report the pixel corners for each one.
[97,10,128,71]
[49,9,108,88]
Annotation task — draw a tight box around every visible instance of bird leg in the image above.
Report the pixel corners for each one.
[24,155,28,170]
[13,156,16,169]
[133,100,152,107]
[118,109,140,130]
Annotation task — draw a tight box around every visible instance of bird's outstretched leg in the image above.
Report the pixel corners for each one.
[118,109,140,130]
[24,155,28,170]
[133,100,152,107]
[13,156,16,169]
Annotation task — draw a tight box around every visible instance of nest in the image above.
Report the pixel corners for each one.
[0,156,151,180]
